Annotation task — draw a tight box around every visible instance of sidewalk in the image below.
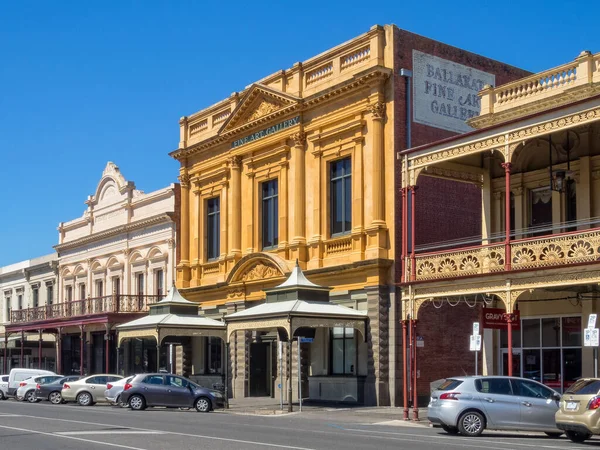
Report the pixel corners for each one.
[222,397,430,423]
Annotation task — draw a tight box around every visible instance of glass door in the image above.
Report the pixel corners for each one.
[502,348,522,377]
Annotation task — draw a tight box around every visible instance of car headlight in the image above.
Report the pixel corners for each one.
[212,391,223,398]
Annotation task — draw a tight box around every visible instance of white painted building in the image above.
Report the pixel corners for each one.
[5,162,180,376]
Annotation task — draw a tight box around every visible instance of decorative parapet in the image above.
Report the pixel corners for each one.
[472,51,600,128]
[414,244,505,281]
[177,25,386,147]
[413,228,600,282]
[324,235,353,257]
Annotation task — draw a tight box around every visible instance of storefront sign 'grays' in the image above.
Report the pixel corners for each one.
[412,51,495,133]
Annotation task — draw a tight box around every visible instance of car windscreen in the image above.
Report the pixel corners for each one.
[565,379,600,395]
[436,379,463,391]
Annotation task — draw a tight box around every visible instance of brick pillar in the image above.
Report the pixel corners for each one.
[366,285,390,406]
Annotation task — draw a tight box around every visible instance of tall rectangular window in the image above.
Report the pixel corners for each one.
[66,286,73,302]
[46,284,53,305]
[112,277,121,296]
[155,269,164,297]
[33,288,39,308]
[262,179,278,249]
[331,327,356,375]
[79,284,86,300]
[330,158,352,236]
[137,273,144,296]
[206,197,220,260]
[4,295,10,321]
[95,280,103,297]
[18,294,23,310]
[206,337,222,374]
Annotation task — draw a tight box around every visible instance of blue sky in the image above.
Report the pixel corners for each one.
[0,1,597,266]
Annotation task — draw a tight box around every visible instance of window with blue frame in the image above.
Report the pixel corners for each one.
[330,158,352,236]
[206,197,220,260]
[262,179,279,249]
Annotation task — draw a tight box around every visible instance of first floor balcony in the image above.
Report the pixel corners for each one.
[9,294,161,324]
[411,219,600,282]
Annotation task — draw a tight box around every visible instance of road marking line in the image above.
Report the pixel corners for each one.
[0,414,21,417]
[0,412,318,450]
[342,428,590,449]
[55,430,165,435]
[0,424,149,450]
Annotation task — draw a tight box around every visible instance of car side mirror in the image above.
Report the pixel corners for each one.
[552,392,561,401]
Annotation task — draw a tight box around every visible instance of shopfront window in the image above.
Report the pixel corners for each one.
[206,337,222,374]
[500,315,581,392]
[331,327,355,375]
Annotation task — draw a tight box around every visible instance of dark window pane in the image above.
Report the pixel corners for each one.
[562,317,581,347]
[476,378,512,395]
[563,348,582,391]
[500,327,522,348]
[542,318,560,347]
[207,197,220,260]
[261,180,278,249]
[330,158,351,236]
[542,349,561,390]
[523,349,540,381]
[522,319,540,347]
[513,379,554,399]
[438,379,464,391]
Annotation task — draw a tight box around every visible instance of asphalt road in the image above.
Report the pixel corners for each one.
[0,399,599,450]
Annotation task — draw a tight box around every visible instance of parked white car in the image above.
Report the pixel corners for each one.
[104,376,133,406]
[0,375,8,400]
[16,374,63,402]
[7,368,55,398]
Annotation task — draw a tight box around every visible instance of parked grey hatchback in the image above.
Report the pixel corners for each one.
[428,376,563,437]
[120,373,225,412]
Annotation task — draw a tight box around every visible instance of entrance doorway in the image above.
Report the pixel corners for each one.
[502,348,522,377]
[249,342,271,397]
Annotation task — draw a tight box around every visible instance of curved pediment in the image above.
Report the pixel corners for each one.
[226,253,290,284]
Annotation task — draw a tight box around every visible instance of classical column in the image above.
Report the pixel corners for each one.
[279,159,289,248]
[501,163,512,270]
[56,328,62,374]
[178,172,191,286]
[401,188,408,282]
[230,156,242,255]
[290,131,306,261]
[351,135,365,262]
[369,101,386,226]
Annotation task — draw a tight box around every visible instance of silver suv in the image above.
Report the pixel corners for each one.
[428,376,562,437]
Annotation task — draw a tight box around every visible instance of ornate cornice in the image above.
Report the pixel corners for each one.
[54,213,174,252]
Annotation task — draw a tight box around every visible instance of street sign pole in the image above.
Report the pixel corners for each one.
[297,336,302,412]
[595,347,598,378]
[472,322,480,376]
[278,341,283,411]
[475,350,478,376]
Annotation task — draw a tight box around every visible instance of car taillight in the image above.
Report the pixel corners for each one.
[106,384,113,390]
[439,392,461,400]
[124,383,132,391]
[63,384,70,389]
[588,397,600,410]
[19,382,27,387]
[36,384,41,390]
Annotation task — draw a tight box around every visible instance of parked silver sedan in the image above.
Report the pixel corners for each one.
[104,376,133,407]
[428,376,563,437]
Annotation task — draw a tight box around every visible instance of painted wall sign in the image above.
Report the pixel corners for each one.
[482,308,521,330]
[231,116,300,148]
[412,50,495,133]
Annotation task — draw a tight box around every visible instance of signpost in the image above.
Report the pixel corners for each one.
[297,337,302,412]
[470,322,481,376]
[584,314,599,378]
[278,341,283,410]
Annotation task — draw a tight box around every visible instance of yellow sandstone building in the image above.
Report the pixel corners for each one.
[168,25,527,405]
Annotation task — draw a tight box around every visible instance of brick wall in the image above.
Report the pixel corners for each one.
[391,27,530,405]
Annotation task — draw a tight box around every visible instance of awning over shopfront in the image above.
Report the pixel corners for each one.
[225,262,368,341]
[117,285,226,346]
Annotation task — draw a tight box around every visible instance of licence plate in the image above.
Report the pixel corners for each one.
[566,401,578,411]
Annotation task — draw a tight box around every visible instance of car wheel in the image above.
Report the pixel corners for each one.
[566,430,592,443]
[77,392,93,406]
[544,432,562,438]
[442,425,459,434]
[129,395,146,411]
[49,392,62,405]
[195,397,211,413]
[457,411,485,437]
[25,390,37,403]
[0,391,5,400]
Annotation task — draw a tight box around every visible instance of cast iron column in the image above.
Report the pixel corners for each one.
[38,330,43,369]
[288,339,293,412]
[80,325,84,375]
[412,320,419,421]
[501,162,512,270]
[402,320,409,420]
[409,186,417,281]
[507,314,513,377]
[20,331,24,367]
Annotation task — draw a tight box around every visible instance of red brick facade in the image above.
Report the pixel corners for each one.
[391,28,530,405]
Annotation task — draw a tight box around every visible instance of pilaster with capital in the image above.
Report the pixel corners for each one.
[177,171,191,287]
[229,156,242,257]
[289,131,308,262]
